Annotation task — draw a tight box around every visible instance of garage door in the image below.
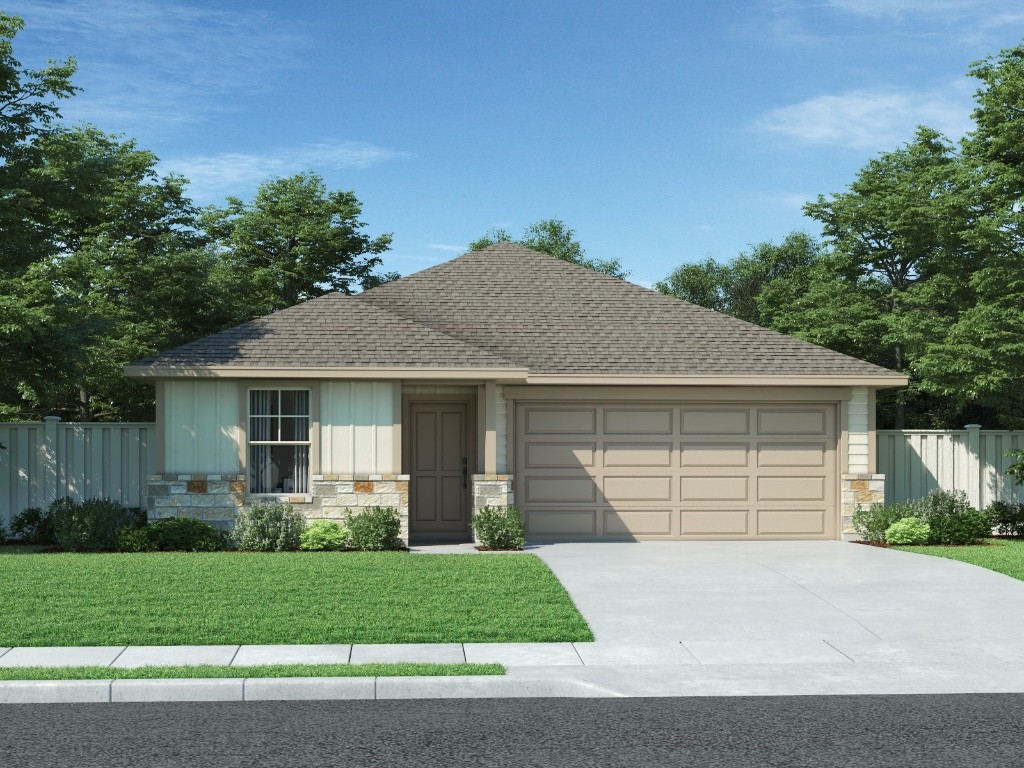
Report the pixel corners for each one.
[515,403,837,540]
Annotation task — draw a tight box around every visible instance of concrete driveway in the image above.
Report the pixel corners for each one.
[534,541,1024,665]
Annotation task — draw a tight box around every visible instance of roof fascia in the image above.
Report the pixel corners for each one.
[124,365,530,382]
[524,374,909,388]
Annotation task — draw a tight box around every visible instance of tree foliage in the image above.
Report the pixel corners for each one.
[470,218,629,278]
[0,14,395,421]
[657,43,1024,430]
[203,172,392,316]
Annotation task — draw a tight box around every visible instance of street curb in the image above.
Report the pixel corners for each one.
[0,675,608,704]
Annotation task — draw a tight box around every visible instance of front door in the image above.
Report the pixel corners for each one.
[408,400,471,542]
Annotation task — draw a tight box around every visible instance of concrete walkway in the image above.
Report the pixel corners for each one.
[5,541,1024,703]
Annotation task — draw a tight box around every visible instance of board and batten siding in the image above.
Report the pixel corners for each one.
[495,383,508,473]
[162,380,241,475]
[846,387,870,474]
[320,381,396,474]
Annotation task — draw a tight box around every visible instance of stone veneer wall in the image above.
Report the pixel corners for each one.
[147,474,246,527]
[311,474,410,544]
[146,472,410,543]
[841,473,885,537]
[471,474,515,544]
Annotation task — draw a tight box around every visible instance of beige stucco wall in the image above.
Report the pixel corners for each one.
[320,381,396,474]
[162,380,242,475]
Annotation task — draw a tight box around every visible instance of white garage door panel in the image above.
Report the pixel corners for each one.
[517,402,838,540]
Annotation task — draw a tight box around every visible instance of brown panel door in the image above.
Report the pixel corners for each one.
[410,401,470,540]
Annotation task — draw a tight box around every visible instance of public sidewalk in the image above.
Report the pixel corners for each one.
[4,639,1024,703]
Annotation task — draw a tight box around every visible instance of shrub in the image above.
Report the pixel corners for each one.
[987,500,1024,537]
[51,497,138,552]
[885,517,931,545]
[852,501,917,544]
[346,507,402,551]
[9,506,57,544]
[299,520,350,551]
[916,490,990,545]
[231,501,306,552]
[472,505,525,550]
[117,517,227,553]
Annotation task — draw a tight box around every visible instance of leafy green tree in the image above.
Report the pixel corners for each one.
[0,13,79,417]
[789,128,968,427]
[470,218,628,278]
[203,172,393,316]
[16,126,233,420]
[656,232,821,325]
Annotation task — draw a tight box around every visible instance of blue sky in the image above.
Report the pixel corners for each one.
[7,0,1024,287]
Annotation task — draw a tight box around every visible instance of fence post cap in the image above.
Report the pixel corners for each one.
[43,415,61,422]
[964,423,982,430]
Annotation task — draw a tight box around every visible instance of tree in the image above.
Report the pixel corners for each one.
[0,13,79,417]
[469,218,628,278]
[655,232,821,326]
[12,126,233,421]
[790,128,969,428]
[203,172,393,316]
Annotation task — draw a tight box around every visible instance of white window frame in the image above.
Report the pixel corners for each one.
[247,387,312,496]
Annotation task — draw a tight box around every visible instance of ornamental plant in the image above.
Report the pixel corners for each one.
[51,497,139,552]
[472,505,526,550]
[346,507,402,551]
[884,517,930,545]
[117,516,227,552]
[231,501,306,552]
[299,520,350,551]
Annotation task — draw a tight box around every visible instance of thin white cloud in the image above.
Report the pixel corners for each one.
[160,141,410,202]
[426,244,467,253]
[7,0,301,130]
[756,85,973,152]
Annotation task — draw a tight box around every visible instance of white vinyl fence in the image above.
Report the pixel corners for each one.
[877,425,1024,510]
[0,417,155,528]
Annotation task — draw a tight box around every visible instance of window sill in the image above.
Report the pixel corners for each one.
[246,493,313,505]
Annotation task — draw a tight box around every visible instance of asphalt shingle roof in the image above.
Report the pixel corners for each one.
[134,243,902,379]
[131,293,519,369]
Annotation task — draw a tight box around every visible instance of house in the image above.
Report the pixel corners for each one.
[124,243,907,543]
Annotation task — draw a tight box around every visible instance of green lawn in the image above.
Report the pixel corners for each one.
[892,538,1024,580]
[0,663,504,681]
[0,550,593,646]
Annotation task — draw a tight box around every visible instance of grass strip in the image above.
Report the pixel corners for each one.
[892,538,1024,580]
[0,550,593,646]
[0,663,505,681]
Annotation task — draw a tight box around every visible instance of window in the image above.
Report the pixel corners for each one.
[248,389,310,494]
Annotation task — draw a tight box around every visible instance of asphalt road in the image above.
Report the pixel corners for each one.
[0,694,1020,768]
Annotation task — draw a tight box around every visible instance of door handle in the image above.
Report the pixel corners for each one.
[461,457,468,488]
